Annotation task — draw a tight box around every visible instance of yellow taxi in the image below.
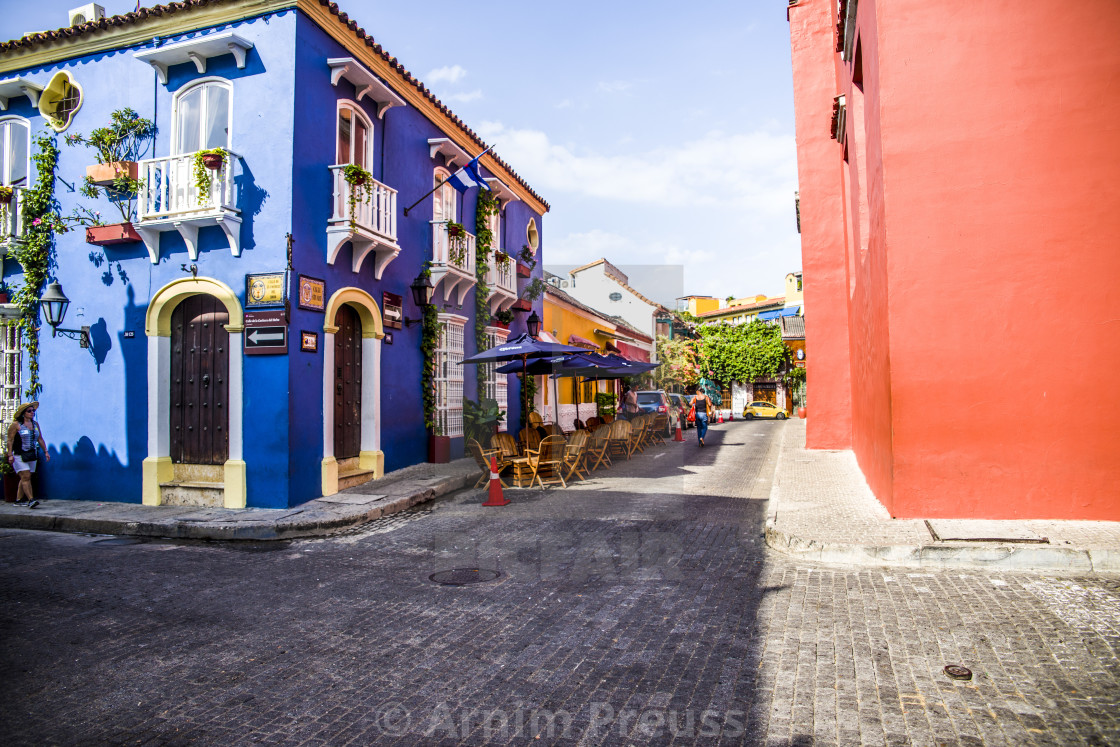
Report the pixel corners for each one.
[743,401,787,420]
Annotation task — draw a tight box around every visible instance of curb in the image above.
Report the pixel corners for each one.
[763,522,1120,573]
[0,471,474,541]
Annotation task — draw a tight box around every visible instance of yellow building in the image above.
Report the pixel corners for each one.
[676,295,720,316]
[541,280,652,428]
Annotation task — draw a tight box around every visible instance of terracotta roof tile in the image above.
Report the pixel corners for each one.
[1,0,548,211]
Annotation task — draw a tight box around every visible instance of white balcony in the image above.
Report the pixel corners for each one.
[485,252,517,315]
[430,222,476,306]
[135,150,242,264]
[326,166,400,278]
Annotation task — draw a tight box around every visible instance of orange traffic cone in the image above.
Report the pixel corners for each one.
[482,456,509,507]
[673,419,684,441]
[729,409,734,421]
[718,411,724,424]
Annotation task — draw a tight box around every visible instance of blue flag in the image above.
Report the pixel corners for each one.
[446,153,491,193]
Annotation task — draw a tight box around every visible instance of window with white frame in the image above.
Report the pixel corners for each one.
[433,167,456,224]
[483,328,509,425]
[0,117,30,186]
[0,322,22,424]
[336,102,372,169]
[434,314,465,437]
[173,78,231,155]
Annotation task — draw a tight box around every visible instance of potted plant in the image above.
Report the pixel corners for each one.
[490,308,515,329]
[595,392,617,421]
[444,222,468,266]
[521,276,547,302]
[0,185,11,205]
[66,108,155,245]
[510,299,532,313]
[427,427,451,464]
[342,163,374,228]
[192,147,228,199]
[517,244,536,277]
[446,221,465,238]
[464,398,506,443]
[65,108,154,186]
[0,281,9,304]
[494,250,511,269]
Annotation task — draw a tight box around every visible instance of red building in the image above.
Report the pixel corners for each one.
[787,0,1120,519]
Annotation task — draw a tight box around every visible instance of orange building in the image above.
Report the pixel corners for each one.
[788,0,1120,519]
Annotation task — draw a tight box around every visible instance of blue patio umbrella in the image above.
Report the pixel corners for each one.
[460,334,587,431]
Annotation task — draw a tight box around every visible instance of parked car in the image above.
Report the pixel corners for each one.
[743,401,787,420]
[635,390,673,436]
[667,393,691,429]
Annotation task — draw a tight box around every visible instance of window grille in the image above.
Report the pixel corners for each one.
[482,329,509,426]
[0,322,22,424]
[435,316,465,437]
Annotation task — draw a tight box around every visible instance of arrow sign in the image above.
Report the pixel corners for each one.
[244,324,287,355]
[248,329,284,344]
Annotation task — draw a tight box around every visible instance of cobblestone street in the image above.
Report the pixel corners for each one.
[2,421,1118,745]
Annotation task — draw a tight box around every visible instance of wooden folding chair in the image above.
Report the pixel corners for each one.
[469,438,509,488]
[562,430,590,482]
[585,424,612,470]
[525,435,567,489]
[628,416,648,455]
[607,419,633,460]
[519,426,541,455]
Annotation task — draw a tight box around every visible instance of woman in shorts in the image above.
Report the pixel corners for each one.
[7,401,48,508]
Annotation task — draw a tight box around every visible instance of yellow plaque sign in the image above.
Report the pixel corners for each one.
[246,272,285,307]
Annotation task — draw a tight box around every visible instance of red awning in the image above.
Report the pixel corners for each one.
[615,341,650,362]
[604,341,621,353]
[567,333,599,350]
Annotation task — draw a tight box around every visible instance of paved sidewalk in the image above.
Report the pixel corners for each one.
[766,417,1120,573]
[0,460,477,541]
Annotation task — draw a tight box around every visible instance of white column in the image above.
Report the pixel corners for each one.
[227,332,243,460]
[322,333,335,459]
[361,336,381,453]
[148,335,170,457]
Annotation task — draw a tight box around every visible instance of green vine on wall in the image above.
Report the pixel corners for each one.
[473,189,499,402]
[418,262,440,432]
[11,134,65,400]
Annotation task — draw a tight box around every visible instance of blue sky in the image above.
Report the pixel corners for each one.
[1,0,801,299]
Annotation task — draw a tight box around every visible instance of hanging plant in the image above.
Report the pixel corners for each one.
[192,147,228,202]
[0,186,12,205]
[494,250,511,269]
[417,262,440,431]
[11,134,66,400]
[343,163,374,228]
[521,276,548,302]
[473,188,500,401]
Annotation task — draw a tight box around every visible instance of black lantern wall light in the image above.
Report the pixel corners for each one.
[403,272,435,327]
[39,282,90,348]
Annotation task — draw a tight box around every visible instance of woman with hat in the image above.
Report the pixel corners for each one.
[7,401,48,508]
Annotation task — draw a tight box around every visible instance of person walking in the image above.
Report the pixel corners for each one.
[7,401,47,508]
[621,385,640,421]
[691,388,714,447]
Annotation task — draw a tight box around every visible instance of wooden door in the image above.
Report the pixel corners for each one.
[170,294,229,464]
[755,383,777,405]
[333,304,362,459]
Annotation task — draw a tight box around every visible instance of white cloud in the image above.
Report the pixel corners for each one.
[445,90,483,103]
[476,122,796,214]
[596,80,632,94]
[425,65,468,84]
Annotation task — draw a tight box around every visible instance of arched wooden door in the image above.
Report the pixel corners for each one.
[170,294,229,464]
[333,304,362,459]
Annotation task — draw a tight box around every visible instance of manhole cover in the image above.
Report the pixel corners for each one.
[429,568,501,586]
[92,537,147,546]
[944,665,973,680]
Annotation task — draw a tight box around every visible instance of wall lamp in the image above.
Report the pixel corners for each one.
[40,281,90,348]
[526,310,541,338]
[403,273,435,327]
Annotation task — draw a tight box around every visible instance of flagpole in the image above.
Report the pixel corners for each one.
[402,145,495,216]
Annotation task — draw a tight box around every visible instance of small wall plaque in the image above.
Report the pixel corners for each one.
[246,272,286,307]
[300,331,318,353]
[298,275,325,311]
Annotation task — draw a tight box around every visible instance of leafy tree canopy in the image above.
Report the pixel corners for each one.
[653,335,701,391]
[697,319,790,386]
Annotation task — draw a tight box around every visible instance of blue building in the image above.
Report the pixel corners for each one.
[0,1,548,508]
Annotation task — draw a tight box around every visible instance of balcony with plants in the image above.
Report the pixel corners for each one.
[430,220,476,306]
[326,163,400,278]
[0,185,26,258]
[485,247,517,315]
[135,146,242,264]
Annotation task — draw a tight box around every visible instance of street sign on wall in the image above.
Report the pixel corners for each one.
[244,309,288,355]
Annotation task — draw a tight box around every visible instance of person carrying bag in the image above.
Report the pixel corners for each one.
[7,401,48,508]
[691,389,713,447]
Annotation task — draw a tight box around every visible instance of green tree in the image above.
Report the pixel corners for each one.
[697,319,790,387]
[653,335,701,391]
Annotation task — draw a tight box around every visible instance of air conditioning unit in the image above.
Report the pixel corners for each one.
[69,3,105,26]
[560,281,569,288]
